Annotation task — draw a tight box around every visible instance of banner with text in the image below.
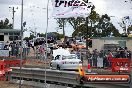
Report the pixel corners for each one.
[52,0,93,18]
[85,75,130,83]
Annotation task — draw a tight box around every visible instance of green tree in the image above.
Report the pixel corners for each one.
[51,32,63,40]
[72,24,100,37]
[96,14,121,37]
[56,18,67,36]
[127,26,132,34]
[0,18,13,29]
[56,18,67,44]
[23,37,29,41]
[72,24,90,37]
[87,7,100,37]
[97,14,111,37]
[106,23,121,37]
[67,17,85,31]
[68,4,95,37]
[23,34,35,41]
[72,7,100,37]
[29,34,35,40]
[73,14,121,37]
[37,33,45,37]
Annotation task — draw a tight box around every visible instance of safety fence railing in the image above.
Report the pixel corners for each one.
[10,67,80,87]
[9,67,131,88]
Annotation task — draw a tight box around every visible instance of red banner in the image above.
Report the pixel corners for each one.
[109,58,131,73]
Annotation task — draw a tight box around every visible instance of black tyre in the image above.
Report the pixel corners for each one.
[50,63,53,69]
[57,65,60,70]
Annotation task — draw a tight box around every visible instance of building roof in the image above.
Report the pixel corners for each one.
[92,37,132,40]
[0,29,21,33]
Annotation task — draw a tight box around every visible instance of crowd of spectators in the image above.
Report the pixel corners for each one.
[3,41,34,58]
[70,47,131,68]
[2,40,132,69]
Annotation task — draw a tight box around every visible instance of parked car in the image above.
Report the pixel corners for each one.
[71,42,86,49]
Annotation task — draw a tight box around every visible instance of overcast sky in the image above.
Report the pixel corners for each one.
[0,0,132,37]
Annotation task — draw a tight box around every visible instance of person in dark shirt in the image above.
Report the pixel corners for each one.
[119,47,125,58]
[92,49,98,67]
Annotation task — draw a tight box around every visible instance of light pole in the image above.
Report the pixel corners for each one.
[9,7,18,29]
[19,0,23,88]
[44,0,50,87]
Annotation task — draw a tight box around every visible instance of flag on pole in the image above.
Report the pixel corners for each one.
[52,0,93,18]
[122,16,132,33]
[123,16,132,26]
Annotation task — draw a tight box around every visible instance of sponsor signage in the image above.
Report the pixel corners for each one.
[52,0,93,18]
[109,58,131,72]
[85,75,130,83]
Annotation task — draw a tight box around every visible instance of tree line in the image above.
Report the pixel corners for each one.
[0,18,13,29]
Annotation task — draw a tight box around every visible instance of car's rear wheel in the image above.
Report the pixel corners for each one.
[57,65,60,70]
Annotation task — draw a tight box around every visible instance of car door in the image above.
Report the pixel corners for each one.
[52,55,60,68]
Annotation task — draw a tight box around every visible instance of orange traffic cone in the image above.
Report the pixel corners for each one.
[87,63,91,72]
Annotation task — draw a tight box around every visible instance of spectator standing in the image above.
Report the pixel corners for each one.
[23,41,28,58]
[97,50,104,68]
[4,41,9,50]
[103,52,108,68]
[9,45,12,57]
[107,50,113,67]
[92,49,98,67]
[124,47,128,58]
[76,49,80,59]
[39,45,45,60]
[119,47,125,58]
[47,47,51,57]
[31,41,35,50]
[12,41,16,56]
[87,49,92,66]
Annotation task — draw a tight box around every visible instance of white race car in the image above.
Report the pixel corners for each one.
[50,48,82,70]
[50,54,82,70]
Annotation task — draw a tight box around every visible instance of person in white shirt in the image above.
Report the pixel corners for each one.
[9,45,12,57]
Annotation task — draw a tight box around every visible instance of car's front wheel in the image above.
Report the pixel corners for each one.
[57,65,60,70]
[50,63,53,69]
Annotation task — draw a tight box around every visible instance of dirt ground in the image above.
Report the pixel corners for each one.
[0,81,33,88]
[0,48,42,88]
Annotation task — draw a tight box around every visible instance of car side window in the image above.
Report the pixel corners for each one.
[62,56,66,60]
[55,55,60,60]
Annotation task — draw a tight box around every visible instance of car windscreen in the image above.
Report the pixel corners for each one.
[78,42,85,45]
